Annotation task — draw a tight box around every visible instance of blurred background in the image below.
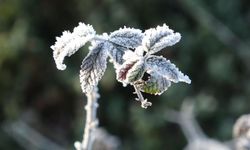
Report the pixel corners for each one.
[0,0,250,149]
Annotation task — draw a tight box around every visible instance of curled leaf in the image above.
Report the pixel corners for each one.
[51,22,95,70]
[126,60,145,83]
[145,55,191,84]
[80,42,108,93]
[109,27,143,49]
[116,60,138,83]
[136,73,171,95]
[142,24,181,54]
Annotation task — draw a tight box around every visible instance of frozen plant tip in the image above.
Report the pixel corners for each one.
[51,22,191,149]
[51,22,191,105]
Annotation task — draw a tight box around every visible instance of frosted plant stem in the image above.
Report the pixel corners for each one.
[75,87,99,150]
[133,85,152,109]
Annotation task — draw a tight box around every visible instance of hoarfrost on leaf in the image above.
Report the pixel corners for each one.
[107,27,143,65]
[122,49,142,62]
[106,42,128,65]
[109,27,143,49]
[51,22,95,70]
[80,42,108,93]
[145,55,191,84]
[116,59,138,83]
[142,24,181,54]
[125,60,145,83]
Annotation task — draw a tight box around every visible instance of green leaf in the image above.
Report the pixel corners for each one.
[136,73,171,95]
[126,60,145,83]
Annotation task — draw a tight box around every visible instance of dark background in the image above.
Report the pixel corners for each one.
[0,0,250,149]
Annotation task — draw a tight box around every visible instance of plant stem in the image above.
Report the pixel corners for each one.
[133,85,152,109]
[75,87,99,150]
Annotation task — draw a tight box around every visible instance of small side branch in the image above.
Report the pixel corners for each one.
[133,85,152,109]
[75,87,100,150]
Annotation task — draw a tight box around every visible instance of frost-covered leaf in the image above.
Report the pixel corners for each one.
[108,47,142,68]
[122,49,142,62]
[108,27,143,65]
[115,49,145,84]
[80,42,108,93]
[142,24,181,54]
[145,56,191,84]
[106,42,128,65]
[51,22,95,70]
[109,27,143,49]
[126,60,145,83]
[136,73,171,95]
[116,58,145,85]
[116,59,138,83]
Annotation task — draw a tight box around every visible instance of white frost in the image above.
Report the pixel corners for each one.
[51,22,96,70]
[145,56,191,84]
[109,27,143,49]
[142,24,181,54]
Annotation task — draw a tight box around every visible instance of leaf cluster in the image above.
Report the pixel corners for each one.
[51,23,191,108]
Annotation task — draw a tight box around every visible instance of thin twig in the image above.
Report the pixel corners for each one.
[75,87,100,150]
[133,85,152,109]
